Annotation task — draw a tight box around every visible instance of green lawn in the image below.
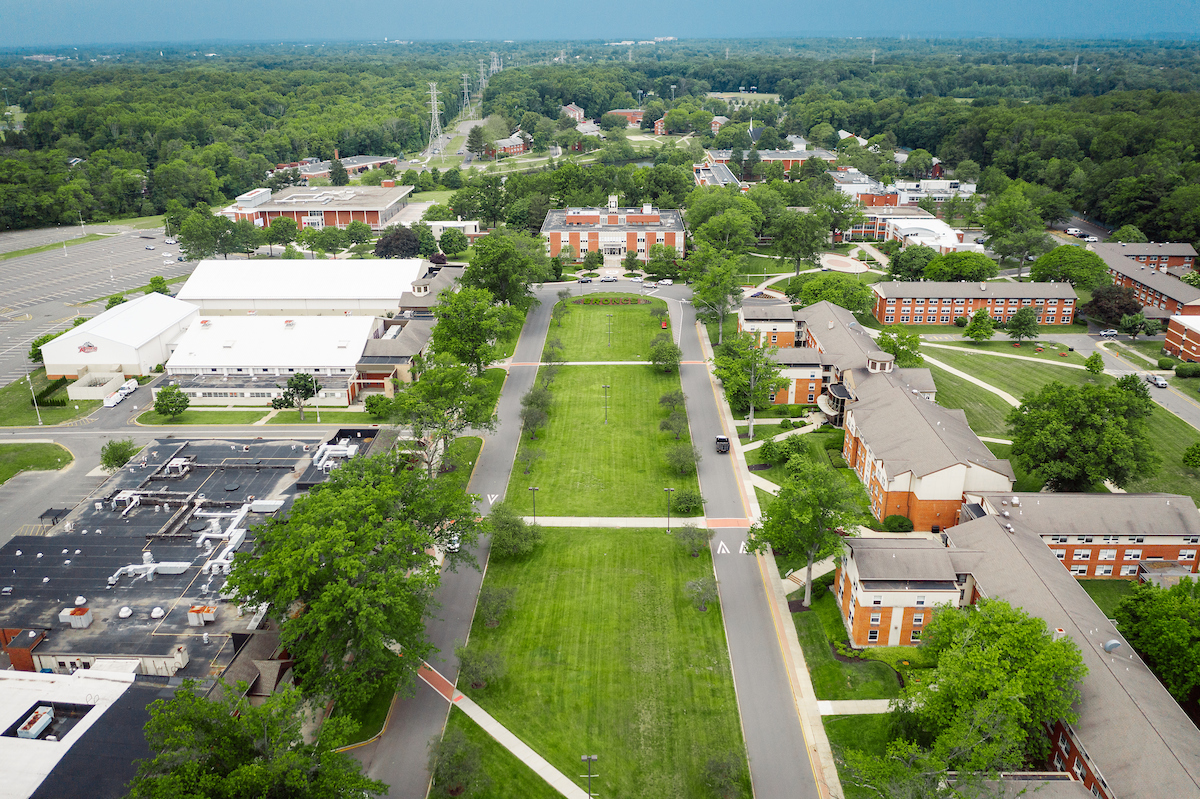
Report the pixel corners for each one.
[704,312,739,348]
[825,713,899,799]
[442,436,483,492]
[481,368,506,414]
[1127,406,1200,502]
[412,189,456,204]
[928,365,1015,439]
[0,370,100,426]
[928,339,1086,365]
[923,347,1110,400]
[983,442,1046,493]
[496,308,527,360]
[1078,579,1136,618]
[1117,339,1173,367]
[544,294,667,361]
[506,366,701,516]
[0,443,73,485]
[793,585,902,701]
[464,527,749,799]
[440,707,563,799]
[755,486,777,509]
[736,423,813,443]
[1113,346,1158,370]
[267,410,372,424]
[137,409,268,425]
[333,680,395,745]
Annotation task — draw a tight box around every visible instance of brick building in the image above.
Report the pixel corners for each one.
[485,133,528,158]
[606,109,644,126]
[692,161,743,190]
[561,103,585,123]
[1093,243,1200,318]
[846,206,984,253]
[710,115,730,135]
[872,281,1078,326]
[705,148,837,174]
[221,184,413,231]
[1164,314,1200,361]
[539,196,685,261]
[654,117,667,135]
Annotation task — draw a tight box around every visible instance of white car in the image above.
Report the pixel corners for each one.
[629,276,644,283]
[1083,235,1100,243]
[144,245,154,250]
[1099,329,1119,337]
[658,278,674,286]
[164,238,177,245]
[1146,375,1169,388]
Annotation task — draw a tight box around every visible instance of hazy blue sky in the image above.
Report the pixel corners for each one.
[2,0,1198,48]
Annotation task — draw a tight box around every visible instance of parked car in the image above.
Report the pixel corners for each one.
[1099,329,1119,337]
[715,435,730,453]
[144,245,154,250]
[659,278,673,286]
[578,276,593,283]
[1083,235,1100,242]
[1147,374,1169,388]
[646,281,658,288]
[600,275,618,283]
[630,276,644,283]
[164,238,177,245]
[176,256,185,261]
[446,535,461,553]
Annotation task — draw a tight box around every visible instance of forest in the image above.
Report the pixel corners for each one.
[2,39,1200,239]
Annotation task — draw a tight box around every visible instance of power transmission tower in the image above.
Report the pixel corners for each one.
[871,49,876,66]
[1072,54,1079,75]
[461,73,472,120]
[427,82,442,155]
[479,60,488,94]
[628,48,632,62]
[490,52,501,75]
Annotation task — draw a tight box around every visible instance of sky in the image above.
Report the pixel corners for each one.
[2,0,1198,49]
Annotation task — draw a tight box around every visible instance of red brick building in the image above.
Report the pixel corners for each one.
[561,103,585,123]
[606,109,644,126]
[484,133,529,158]
[539,196,684,261]
[872,281,1078,326]
[705,147,837,174]
[654,117,667,135]
[710,115,729,135]
[1093,243,1200,318]
[221,184,413,231]
[1164,314,1200,361]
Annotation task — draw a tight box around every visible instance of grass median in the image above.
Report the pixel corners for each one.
[0,443,73,485]
[0,370,100,426]
[441,707,562,799]
[506,365,700,516]
[544,293,667,361]
[927,339,1086,365]
[266,410,369,425]
[928,365,1014,439]
[464,527,749,799]
[924,346,1110,397]
[137,409,268,425]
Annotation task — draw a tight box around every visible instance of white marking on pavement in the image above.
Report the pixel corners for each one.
[716,540,730,554]
[487,493,499,504]
[739,540,749,554]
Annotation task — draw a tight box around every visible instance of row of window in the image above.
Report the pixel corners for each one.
[1051,535,1153,544]
[885,298,1073,306]
[867,629,921,643]
[870,612,923,626]
[1056,548,1195,561]
[885,315,1063,324]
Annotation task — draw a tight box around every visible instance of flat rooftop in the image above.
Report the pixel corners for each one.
[177,259,426,303]
[166,315,378,372]
[252,184,413,211]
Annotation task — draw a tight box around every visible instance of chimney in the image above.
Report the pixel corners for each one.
[334,149,339,161]
[381,179,395,188]
[1053,627,1067,642]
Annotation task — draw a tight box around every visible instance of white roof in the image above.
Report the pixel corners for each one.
[167,315,377,370]
[176,260,425,302]
[45,293,198,351]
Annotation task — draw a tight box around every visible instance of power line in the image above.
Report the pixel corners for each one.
[427,82,442,154]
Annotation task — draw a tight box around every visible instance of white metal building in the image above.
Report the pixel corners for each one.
[164,315,382,406]
[175,260,427,316]
[41,293,198,380]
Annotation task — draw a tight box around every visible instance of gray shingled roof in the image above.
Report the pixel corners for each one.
[973,492,1200,537]
[742,298,794,322]
[873,281,1078,300]
[1093,246,1200,305]
[948,515,1200,799]
[794,301,877,371]
[846,538,959,582]
[1097,242,1197,258]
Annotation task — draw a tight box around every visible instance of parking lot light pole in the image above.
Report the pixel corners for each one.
[607,313,613,348]
[602,384,610,424]
[580,755,598,797]
[26,373,42,426]
[528,486,539,522]
[665,487,674,533]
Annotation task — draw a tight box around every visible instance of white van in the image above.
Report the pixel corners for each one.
[118,379,139,397]
[1065,228,1083,237]
[103,391,124,408]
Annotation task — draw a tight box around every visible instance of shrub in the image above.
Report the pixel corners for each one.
[1185,443,1200,470]
[363,394,393,419]
[788,404,806,417]
[758,438,781,464]
[430,252,448,264]
[955,316,970,327]
[672,488,705,515]
[883,514,915,532]
[822,430,846,451]
[1176,363,1200,378]
[1159,358,1177,370]
[779,418,793,430]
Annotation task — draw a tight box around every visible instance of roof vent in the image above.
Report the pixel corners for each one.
[1011,496,1020,506]
[1001,510,1010,518]
[1103,639,1122,653]
[980,282,986,291]
[1005,523,1014,533]
[1053,627,1067,642]
[200,320,212,328]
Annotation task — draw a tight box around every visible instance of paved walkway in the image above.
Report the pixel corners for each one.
[741,423,819,452]
[419,664,590,799]
[817,700,892,716]
[923,355,1020,406]
[923,342,1088,371]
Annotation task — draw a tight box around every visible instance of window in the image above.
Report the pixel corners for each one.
[870,613,881,625]
[1129,536,1144,543]
[768,392,776,402]
[1185,537,1199,545]
[1059,733,1071,756]
[807,394,815,403]
[1096,565,1113,576]
[900,316,909,323]
[1126,550,1142,561]
[872,595,882,606]
[867,630,879,642]
[1053,549,1066,560]
[1102,535,1119,544]
[916,595,926,606]
[808,383,816,390]
[1099,549,1116,561]
[1077,536,1093,543]
[912,613,924,626]
[913,316,923,323]
[1053,754,1064,771]
[1071,565,1089,576]
[1046,317,1055,324]
[1181,550,1196,561]
[885,316,894,323]
[910,630,921,642]
[940,316,950,323]
[1074,550,1091,560]
[1092,785,1100,798]
[771,334,777,343]
[887,298,896,305]
[1121,565,1139,576]
[1074,759,1086,779]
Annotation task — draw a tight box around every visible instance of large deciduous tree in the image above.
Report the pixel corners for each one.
[772,209,830,275]
[462,229,549,310]
[964,308,995,342]
[1080,284,1141,325]
[1006,306,1040,343]
[431,286,519,375]
[392,355,498,476]
[923,251,998,283]
[1030,246,1110,289]
[1007,381,1159,492]
[788,272,876,314]
[888,244,937,282]
[375,225,419,258]
[1115,578,1200,703]
[747,454,862,607]
[712,332,786,438]
[690,245,744,344]
[270,372,320,420]
[876,325,924,367]
[153,384,189,419]
[982,188,1049,277]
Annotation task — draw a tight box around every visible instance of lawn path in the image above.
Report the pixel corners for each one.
[922,355,1019,407]
[923,341,1089,370]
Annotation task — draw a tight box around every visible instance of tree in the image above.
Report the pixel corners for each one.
[144,276,171,295]
[660,409,688,441]
[964,308,995,342]
[1007,381,1159,492]
[954,159,981,183]
[666,443,700,476]
[1107,224,1149,243]
[702,752,748,799]
[477,585,516,627]
[686,577,718,611]
[1186,443,1200,469]
[177,203,223,261]
[439,227,468,256]
[432,286,517,375]
[692,249,744,345]
[27,330,65,362]
[466,126,488,158]
[329,158,349,186]
[904,148,934,178]
[1030,246,1109,289]
[923,251,998,283]
[581,249,604,272]
[646,243,680,279]
[772,209,829,275]
[105,294,127,309]
[674,524,714,557]
[888,244,937,282]
[712,332,786,438]
[281,243,304,259]
[660,390,686,413]
[1080,284,1141,326]
[1085,352,1105,375]
[696,211,756,252]
[393,357,499,477]
[153,384,189,419]
[516,443,545,474]
[1115,579,1200,703]
[345,219,373,246]
[897,599,1087,771]
[375,226,419,258]
[455,643,505,690]
[410,222,438,258]
[790,272,876,314]
[462,229,548,310]
[981,188,1049,277]
[270,372,320,420]
[127,680,384,799]
[267,216,298,256]
[650,333,683,373]
[747,455,862,606]
[488,501,543,559]
[364,394,392,418]
[100,438,140,472]
[521,404,548,439]
[1006,306,1040,343]
[815,191,866,241]
[876,325,924,367]
[1119,312,1148,340]
[429,726,490,799]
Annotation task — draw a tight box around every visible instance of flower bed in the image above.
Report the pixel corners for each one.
[572,296,651,305]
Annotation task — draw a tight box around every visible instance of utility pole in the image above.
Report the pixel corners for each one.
[427,82,442,157]
[670,84,676,101]
[490,52,500,76]
[1072,54,1080,75]
[461,73,472,120]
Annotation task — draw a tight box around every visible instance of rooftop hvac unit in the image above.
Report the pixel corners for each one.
[59,607,93,628]
[188,605,217,627]
[17,706,53,739]
[200,320,212,328]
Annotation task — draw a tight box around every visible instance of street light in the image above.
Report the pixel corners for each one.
[606,313,613,348]
[26,373,42,426]
[665,487,675,532]
[670,84,677,101]
[602,384,610,424]
[581,755,598,798]
[529,486,539,522]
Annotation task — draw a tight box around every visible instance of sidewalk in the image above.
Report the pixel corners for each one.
[520,516,714,527]
[817,700,892,716]
[923,355,1019,407]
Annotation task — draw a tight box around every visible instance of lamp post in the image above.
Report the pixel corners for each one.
[665,487,674,533]
[529,486,539,522]
[606,313,613,348]
[602,384,610,424]
[580,755,598,798]
[26,373,42,426]
[670,84,677,101]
